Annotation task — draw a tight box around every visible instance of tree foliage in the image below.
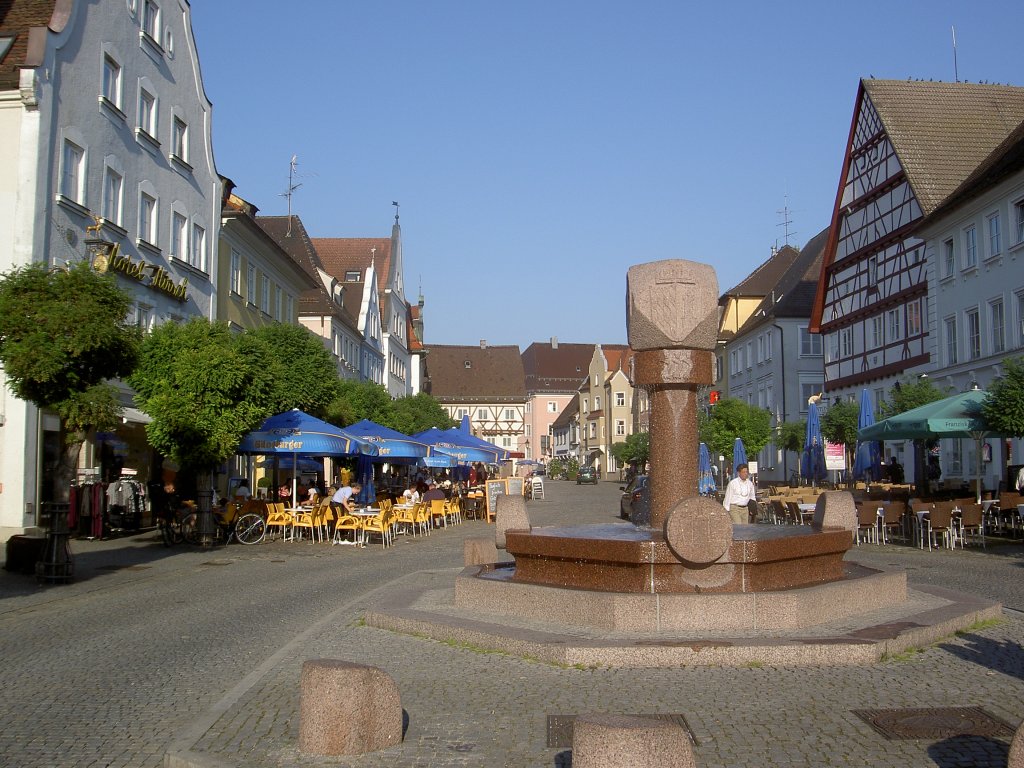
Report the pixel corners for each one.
[699,397,772,464]
[820,400,860,446]
[880,376,949,418]
[129,318,275,470]
[325,379,395,427]
[982,356,1024,438]
[776,420,806,454]
[390,392,454,434]
[0,261,140,439]
[247,323,340,418]
[610,431,650,468]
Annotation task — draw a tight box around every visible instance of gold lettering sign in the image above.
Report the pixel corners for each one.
[92,243,188,302]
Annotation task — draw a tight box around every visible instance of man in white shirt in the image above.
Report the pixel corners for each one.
[722,463,755,525]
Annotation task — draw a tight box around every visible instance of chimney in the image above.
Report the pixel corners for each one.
[550,336,558,349]
[480,339,487,349]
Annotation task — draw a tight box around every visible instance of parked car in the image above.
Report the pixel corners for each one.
[576,466,598,484]
[619,475,649,525]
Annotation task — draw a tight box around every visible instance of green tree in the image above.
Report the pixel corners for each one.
[0,261,140,498]
[982,356,1024,437]
[699,397,772,466]
[129,318,274,474]
[776,419,806,473]
[325,379,396,427]
[820,399,860,473]
[246,323,339,417]
[610,432,650,469]
[880,376,949,417]
[390,392,454,434]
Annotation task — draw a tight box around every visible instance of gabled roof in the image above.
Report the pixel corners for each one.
[256,215,360,331]
[521,341,593,394]
[551,397,579,430]
[407,302,424,352]
[424,344,527,402]
[222,197,318,290]
[599,344,632,374]
[720,245,801,300]
[0,0,60,91]
[732,227,828,337]
[312,238,392,291]
[862,79,1024,216]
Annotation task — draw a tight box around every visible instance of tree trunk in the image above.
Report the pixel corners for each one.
[53,431,86,504]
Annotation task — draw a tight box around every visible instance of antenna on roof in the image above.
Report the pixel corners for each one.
[280,155,303,237]
[392,200,400,223]
[951,25,959,83]
[776,192,797,247]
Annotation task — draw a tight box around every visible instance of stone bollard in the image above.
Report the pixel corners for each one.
[464,537,499,566]
[572,714,696,768]
[495,493,531,550]
[1010,720,1024,768]
[812,491,857,542]
[298,659,402,755]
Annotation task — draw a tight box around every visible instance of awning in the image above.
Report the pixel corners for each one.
[121,407,152,425]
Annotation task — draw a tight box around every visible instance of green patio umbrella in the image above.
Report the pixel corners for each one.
[857,387,1002,503]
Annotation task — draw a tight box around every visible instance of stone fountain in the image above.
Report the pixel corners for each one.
[367,259,1000,665]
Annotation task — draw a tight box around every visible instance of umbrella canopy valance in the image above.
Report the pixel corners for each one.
[238,409,377,456]
[345,419,432,459]
[411,427,503,464]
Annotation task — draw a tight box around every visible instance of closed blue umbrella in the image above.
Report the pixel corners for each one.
[459,414,471,434]
[853,389,882,482]
[698,442,716,494]
[355,454,375,505]
[732,437,747,475]
[802,401,827,486]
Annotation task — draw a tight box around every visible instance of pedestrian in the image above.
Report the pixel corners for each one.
[722,462,755,525]
[331,481,361,514]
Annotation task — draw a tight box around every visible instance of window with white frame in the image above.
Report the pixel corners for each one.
[142,0,159,41]
[501,436,512,448]
[756,335,763,363]
[947,439,963,476]
[615,391,625,407]
[138,192,156,245]
[1015,200,1024,245]
[260,274,269,313]
[746,341,753,369]
[944,315,958,365]
[130,302,152,331]
[170,212,187,260]
[730,349,738,375]
[799,326,821,356]
[457,408,468,419]
[962,225,977,269]
[274,285,282,320]
[582,398,588,413]
[867,254,877,286]
[765,331,772,360]
[589,422,596,439]
[988,213,1001,257]
[907,300,922,335]
[102,54,122,109]
[765,383,774,414]
[840,327,853,357]
[229,249,241,294]
[138,87,156,137]
[525,424,531,438]
[60,140,85,204]
[966,308,981,360]
[286,295,294,321]
[990,298,1005,355]
[172,116,188,162]
[594,395,601,410]
[942,238,954,278]
[246,264,256,305]
[477,408,487,419]
[504,408,515,420]
[102,166,123,225]
[615,419,626,436]
[800,382,822,411]
[870,315,883,348]
[189,223,206,271]
[547,401,557,413]
[887,308,902,341]
[1017,291,1024,348]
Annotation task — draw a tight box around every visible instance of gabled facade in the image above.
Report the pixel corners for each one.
[719,229,827,484]
[550,396,580,460]
[423,343,527,456]
[313,213,418,398]
[811,80,1024,405]
[520,338,592,462]
[577,344,633,480]
[256,215,369,380]
[218,186,317,331]
[0,0,219,538]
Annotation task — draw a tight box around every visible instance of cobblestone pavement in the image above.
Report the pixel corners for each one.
[1,481,1023,767]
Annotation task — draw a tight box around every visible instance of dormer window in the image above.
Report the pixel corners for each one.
[464,360,472,369]
[345,271,360,282]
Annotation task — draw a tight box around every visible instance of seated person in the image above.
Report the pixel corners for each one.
[402,486,421,504]
[422,482,445,503]
[234,480,252,501]
[306,484,319,505]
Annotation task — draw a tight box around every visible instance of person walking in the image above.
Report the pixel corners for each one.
[722,462,755,525]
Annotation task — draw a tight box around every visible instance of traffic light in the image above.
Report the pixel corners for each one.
[709,390,720,405]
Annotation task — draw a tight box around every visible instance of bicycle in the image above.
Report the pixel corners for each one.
[158,507,199,547]
[232,508,267,545]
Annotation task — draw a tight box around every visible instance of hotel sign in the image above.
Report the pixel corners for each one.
[88,240,188,302]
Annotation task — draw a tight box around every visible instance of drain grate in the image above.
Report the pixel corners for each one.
[547,714,696,749]
[97,564,151,571]
[852,707,1014,740]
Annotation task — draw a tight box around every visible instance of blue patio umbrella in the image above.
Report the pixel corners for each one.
[802,401,827,486]
[354,454,375,505]
[732,437,747,475]
[412,427,506,464]
[345,419,432,460]
[853,389,882,482]
[698,442,716,494]
[459,414,471,434]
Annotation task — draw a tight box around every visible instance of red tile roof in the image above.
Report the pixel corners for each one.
[0,0,59,90]
[312,238,392,290]
[424,344,526,402]
[520,341,593,394]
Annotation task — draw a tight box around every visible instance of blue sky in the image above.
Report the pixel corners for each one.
[190,1,1023,350]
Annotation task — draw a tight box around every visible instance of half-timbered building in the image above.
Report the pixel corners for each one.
[811,80,1024,406]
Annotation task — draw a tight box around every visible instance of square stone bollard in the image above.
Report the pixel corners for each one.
[495,493,531,550]
[572,714,696,768]
[812,491,858,542]
[298,659,402,755]
[464,537,499,566]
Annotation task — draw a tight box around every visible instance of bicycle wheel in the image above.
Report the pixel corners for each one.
[234,513,266,545]
[159,521,174,547]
